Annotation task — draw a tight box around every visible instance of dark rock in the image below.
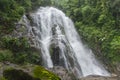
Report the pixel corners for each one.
[51,46,60,66]
[3,69,40,80]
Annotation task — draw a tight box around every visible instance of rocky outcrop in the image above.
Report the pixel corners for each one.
[3,69,40,80]
[80,76,120,80]
[49,66,120,80]
[116,63,120,76]
[49,66,76,80]
[0,62,60,80]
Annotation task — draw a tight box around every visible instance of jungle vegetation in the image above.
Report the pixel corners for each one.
[0,0,119,69]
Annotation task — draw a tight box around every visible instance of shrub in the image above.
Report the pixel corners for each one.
[0,49,13,62]
[1,36,30,52]
[0,36,41,64]
[13,51,41,64]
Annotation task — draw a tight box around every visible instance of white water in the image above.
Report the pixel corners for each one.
[22,7,110,78]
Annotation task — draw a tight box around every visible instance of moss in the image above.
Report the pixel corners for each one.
[2,65,60,80]
[0,77,7,80]
[3,68,40,80]
[33,66,61,80]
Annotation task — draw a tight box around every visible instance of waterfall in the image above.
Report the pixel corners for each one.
[22,7,110,78]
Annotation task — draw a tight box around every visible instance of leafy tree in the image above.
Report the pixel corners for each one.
[55,0,120,65]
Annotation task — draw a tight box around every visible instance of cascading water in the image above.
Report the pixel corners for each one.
[22,7,110,78]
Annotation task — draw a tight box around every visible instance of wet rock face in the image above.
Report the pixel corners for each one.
[50,44,66,68]
[80,76,120,80]
[116,63,120,76]
[51,46,60,66]
[49,66,76,80]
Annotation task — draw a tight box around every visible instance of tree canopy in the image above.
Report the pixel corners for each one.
[53,0,120,64]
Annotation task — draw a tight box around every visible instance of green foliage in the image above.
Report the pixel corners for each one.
[98,14,107,24]
[0,36,41,64]
[0,0,119,69]
[33,66,61,80]
[0,48,40,64]
[0,0,51,34]
[0,0,25,32]
[110,36,120,50]
[0,0,52,64]
[56,0,120,64]
[13,50,41,64]
[3,68,40,80]
[108,36,120,63]
[0,50,13,62]
[1,36,30,52]
[14,0,32,11]
[81,5,92,16]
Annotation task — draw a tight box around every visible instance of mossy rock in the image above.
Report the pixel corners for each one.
[2,65,61,80]
[3,68,40,80]
[33,66,61,80]
[0,77,7,80]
